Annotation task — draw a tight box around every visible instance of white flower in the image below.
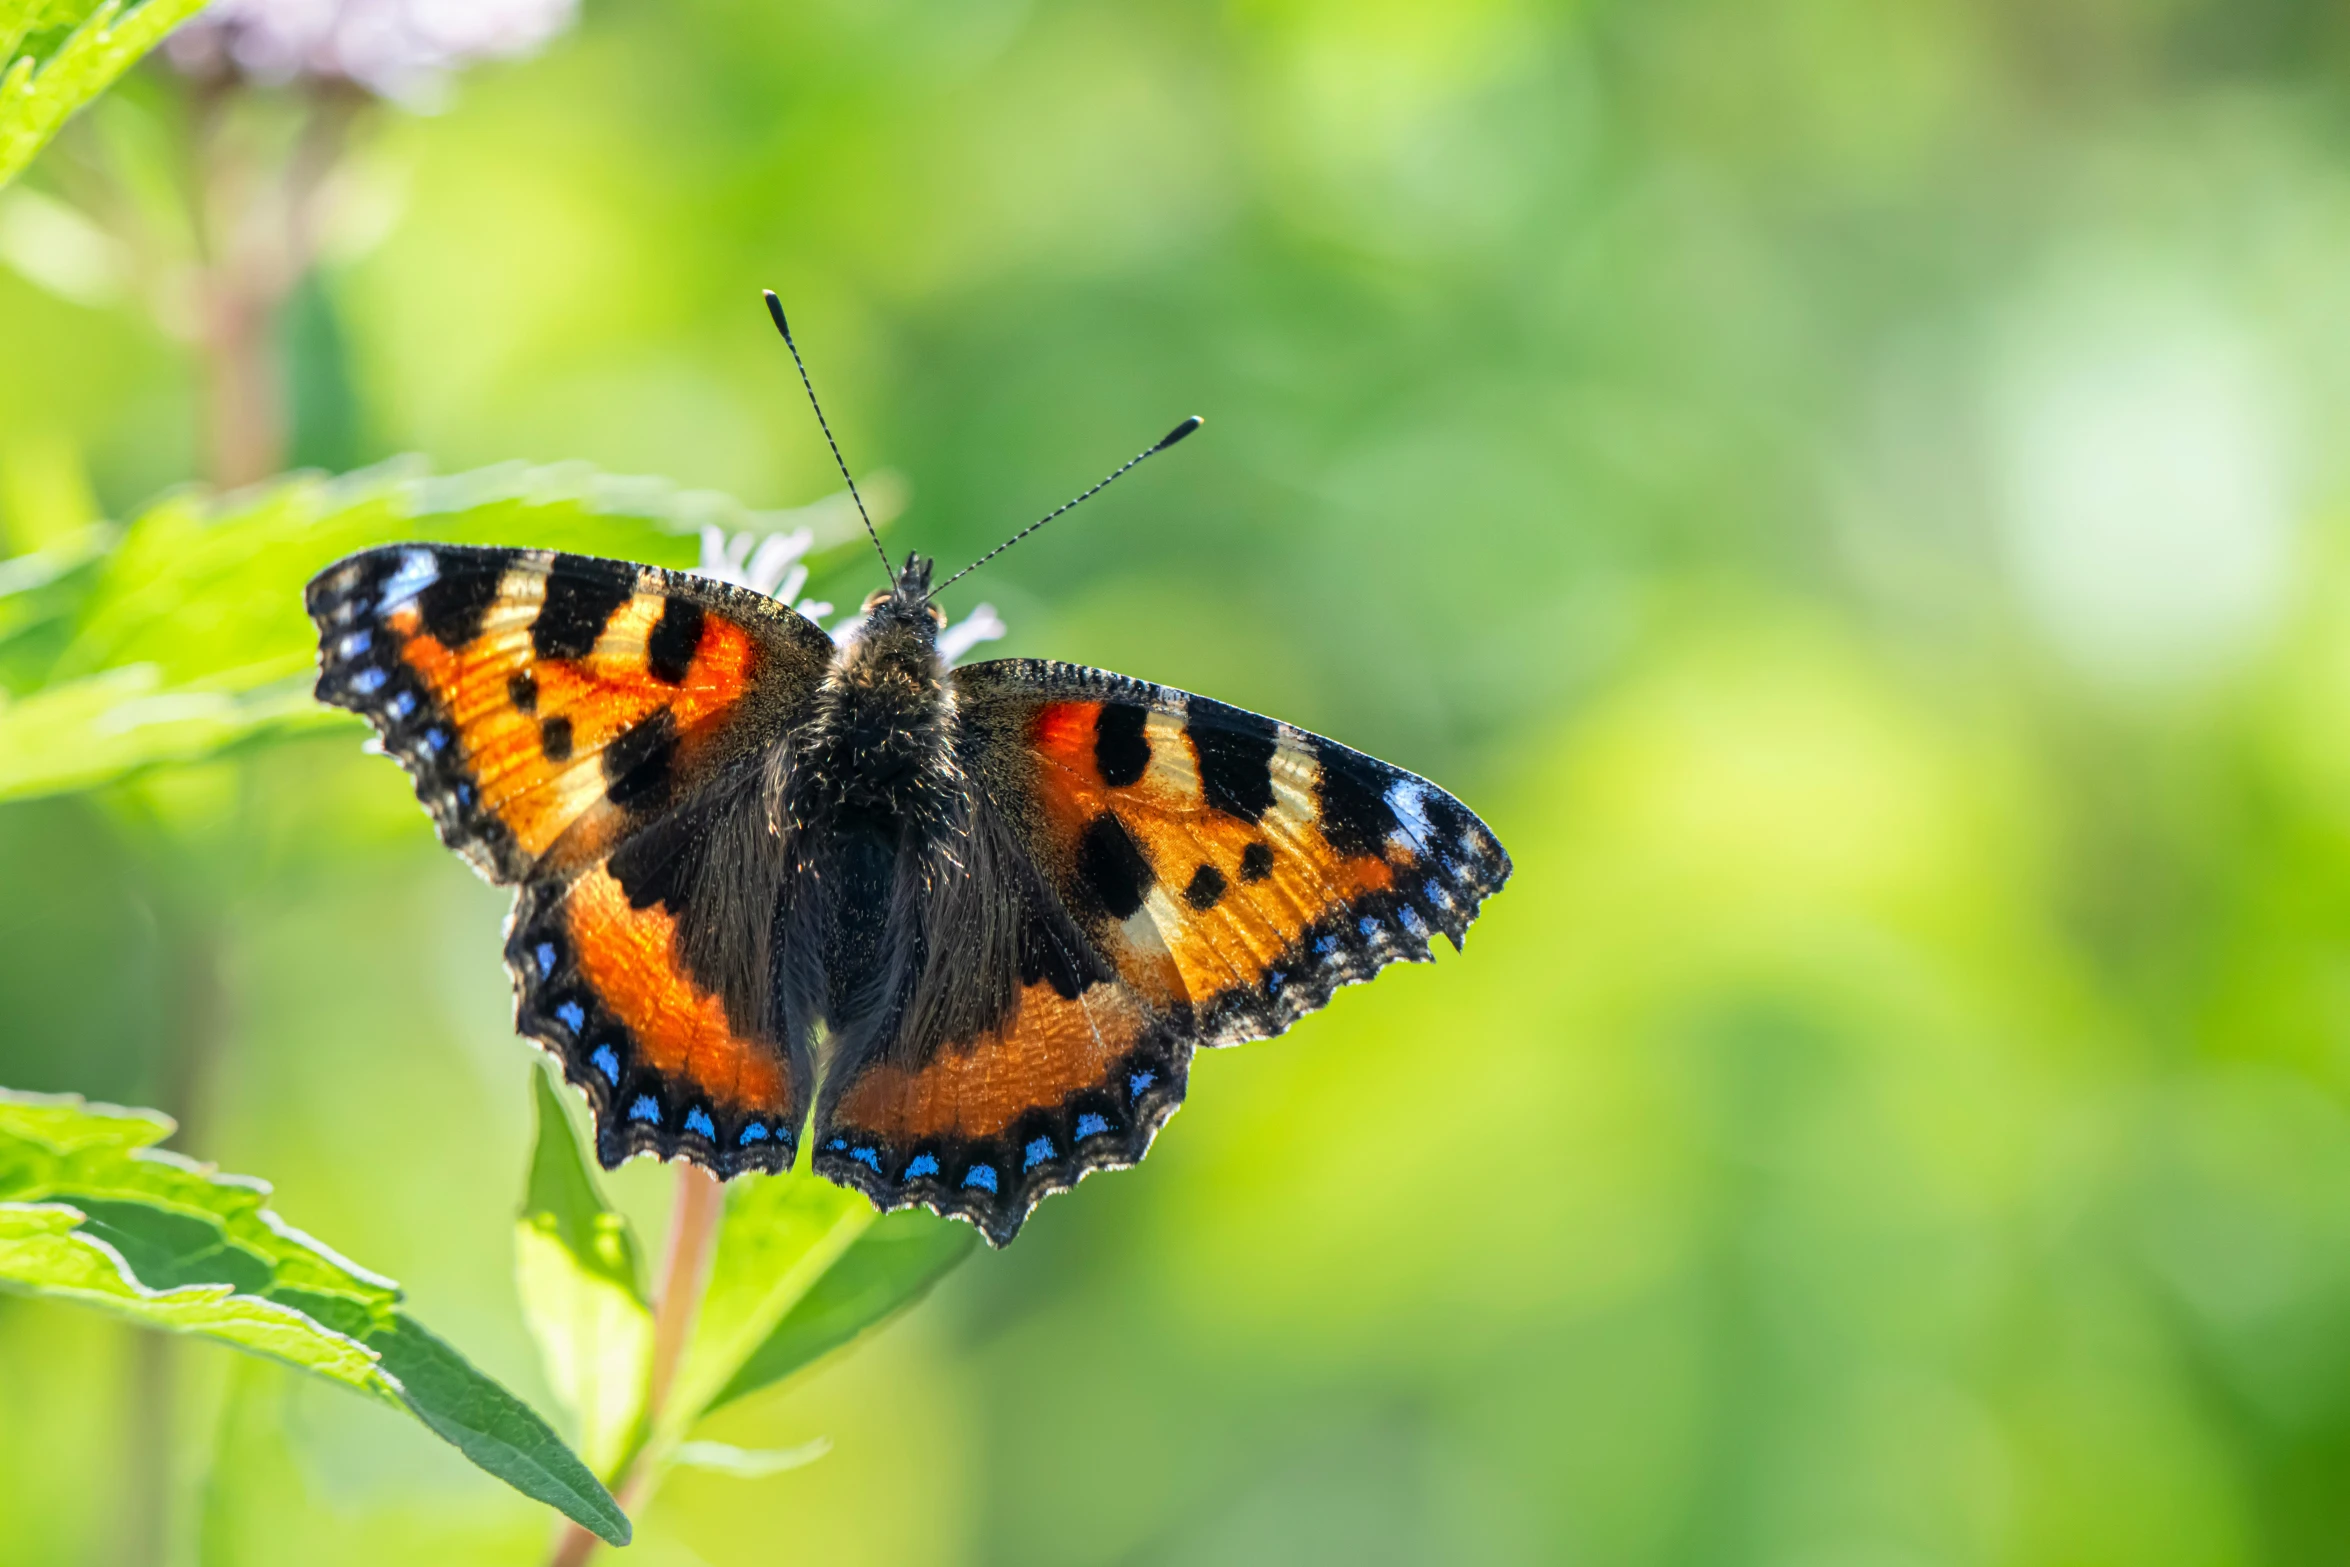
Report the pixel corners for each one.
[691,527,1007,665]
[937,602,1007,663]
[166,0,579,104]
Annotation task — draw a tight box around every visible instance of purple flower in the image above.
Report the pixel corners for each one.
[166,0,578,103]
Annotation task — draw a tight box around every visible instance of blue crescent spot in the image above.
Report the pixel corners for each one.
[350,667,387,695]
[455,782,475,807]
[386,691,416,720]
[1424,879,1450,906]
[591,1045,621,1084]
[535,942,557,977]
[738,1122,770,1145]
[1022,1135,1056,1170]
[1266,970,1285,995]
[686,1107,717,1139]
[338,631,372,659]
[849,1146,881,1171]
[962,1164,998,1193]
[905,1153,940,1179]
[1400,906,1430,939]
[628,1095,660,1124]
[827,1137,847,1152]
[378,548,439,611]
[555,1001,586,1033]
[1314,934,1339,955]
[423,727,449,753]
[1129,1069,1156,1097]
[1359,916,1381,938]
[1075,1113,1110,1141]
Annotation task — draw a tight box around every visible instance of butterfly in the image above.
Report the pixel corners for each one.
[305,303,1509,1246]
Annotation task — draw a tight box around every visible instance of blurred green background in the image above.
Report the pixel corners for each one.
[10,0,2350,1562]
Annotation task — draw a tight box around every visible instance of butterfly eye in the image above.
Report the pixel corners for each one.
[861,590,891,613]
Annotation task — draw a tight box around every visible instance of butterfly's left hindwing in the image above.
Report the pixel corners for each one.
[810,658,1511,1245]
[308,544,828,1173]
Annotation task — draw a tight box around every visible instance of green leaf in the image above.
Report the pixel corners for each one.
[0,665,326,800]
[0,0,214,190]
[0,460,875,802]
[709,1207,977,1413]
[0,523,116,693]
[0,1201,392,1394]
[670,1438,831,1477]
[516,1065,655,1480]
[0,1087,630,1546]
[652,1169,875,1454]
[366,1313,632,1545]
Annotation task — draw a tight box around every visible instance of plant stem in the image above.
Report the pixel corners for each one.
[186,77,364,487]
[545,1163,725,1567]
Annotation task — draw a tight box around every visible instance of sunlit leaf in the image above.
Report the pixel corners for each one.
[0,666,326,800]
[0,1202,391,1391]
[0,0,213,189]
[670,1437,831,1477]
[709,1207,976,1413]
[653,1169,873,1452]
[0,1087,630,1545]
[516,1064,654,1480]
[0,460,871,802]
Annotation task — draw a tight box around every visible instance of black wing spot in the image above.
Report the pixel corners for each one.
[1184,863,1227,911]
[540,714,574,763]
[416,553,508,648]
[603,709,680,811]
[1240,841,1274,882]
[534,557,635,660]
[646,597,705,685]
[1312,738,1399,859]
[1077,811,1154,921]
[1094,703,1151,787]
[508,670,538,714]
[1188,699,1278,822]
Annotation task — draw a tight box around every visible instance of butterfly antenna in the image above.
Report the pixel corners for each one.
[931,415,1203,598]
[764,290,892,582]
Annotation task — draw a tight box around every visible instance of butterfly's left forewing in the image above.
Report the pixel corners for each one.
[812,658,1511,1244]
[309,544,831,1173]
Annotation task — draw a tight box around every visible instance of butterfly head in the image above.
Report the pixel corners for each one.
[846,552,949,676]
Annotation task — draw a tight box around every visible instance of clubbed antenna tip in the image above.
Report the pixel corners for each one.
[1154,415,1204,452]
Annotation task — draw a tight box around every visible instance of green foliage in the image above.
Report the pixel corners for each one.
[0,461,865,801]
[710,1206,975,1414]
[0,1087,630,1546]
[0,0,211,188]
[513,1062,975,1502]
[515,1066,653,1481]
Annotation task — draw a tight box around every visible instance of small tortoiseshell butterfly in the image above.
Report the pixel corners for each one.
[306,296,1509,1244]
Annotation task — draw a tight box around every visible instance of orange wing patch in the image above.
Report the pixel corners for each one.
[834,979,1148,1141]
[309,545,772,883]
[564,865,792,1117]
[1027,698,1401,1012]
[391,576,759,865]
[815,966,1190,1247]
